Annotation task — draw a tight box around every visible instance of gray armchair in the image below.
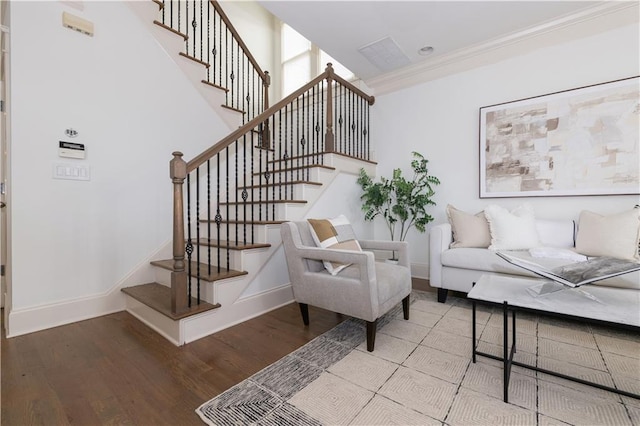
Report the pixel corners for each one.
[281,221,412,351]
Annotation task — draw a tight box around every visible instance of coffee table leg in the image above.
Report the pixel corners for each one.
[512,309,516,354]
[503,300,509,403]
[472,300,477,363]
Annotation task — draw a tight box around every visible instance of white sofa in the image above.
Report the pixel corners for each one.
[429,219,639,303]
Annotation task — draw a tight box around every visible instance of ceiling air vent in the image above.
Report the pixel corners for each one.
[358,36,410,72]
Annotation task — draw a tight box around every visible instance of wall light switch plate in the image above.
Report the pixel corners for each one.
[53,163,90,181]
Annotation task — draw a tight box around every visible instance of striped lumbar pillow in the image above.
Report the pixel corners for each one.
[307,215,362,275]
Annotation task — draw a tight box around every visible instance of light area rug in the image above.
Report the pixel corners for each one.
[196,290,640,425]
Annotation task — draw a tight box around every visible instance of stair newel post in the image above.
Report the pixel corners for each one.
[170,151,189,314]
[324,63,335,152]
[263,70,271,111]
[261,71,271,149]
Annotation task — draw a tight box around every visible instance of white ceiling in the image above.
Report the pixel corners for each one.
[259,1,606,81]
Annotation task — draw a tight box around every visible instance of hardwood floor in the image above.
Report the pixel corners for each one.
[1,279,431,425]
[1,303,346,425]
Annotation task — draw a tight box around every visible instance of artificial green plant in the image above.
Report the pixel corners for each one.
[357,151,440,244]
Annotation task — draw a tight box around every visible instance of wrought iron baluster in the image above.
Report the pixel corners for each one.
[350,89,355,157]
[226,146,230,271]
[191,0,197,58]
[186,174,192,307]
[234,139,239,245]
[196,167,200,304]
[279,108,284,204]
[206,2,210,81]
[258,142,263,222]
[366,101,370,160]
[338,82,343,154]
[250,129,255,243]
[321,79,325,161]
[313,84,318,164]
[216,155,221,274]
[242,134,248,245]
[225,28,229,105]
[207,160,211,275]
[185,0,188,54]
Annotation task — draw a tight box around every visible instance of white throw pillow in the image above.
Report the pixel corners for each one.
[484,204,540,250]
[446,204,491,248]
[575,209,640,261]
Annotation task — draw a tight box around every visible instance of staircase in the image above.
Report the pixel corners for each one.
[121,0,377,345]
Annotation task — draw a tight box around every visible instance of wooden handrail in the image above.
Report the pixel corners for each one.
[210,0,268,83]
[328,67,375,106]
[186,64,373,172]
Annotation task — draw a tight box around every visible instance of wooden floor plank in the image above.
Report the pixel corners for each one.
[1,303,345,426]
[2,280,429,425]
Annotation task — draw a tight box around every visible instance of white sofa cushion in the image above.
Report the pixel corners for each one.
[441,249,571,277]
[576,209,640,261]
[536,219,575,248]
[446,204,491,248]
[485,204,540,250]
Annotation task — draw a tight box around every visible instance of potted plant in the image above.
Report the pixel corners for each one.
[357,151,440,261]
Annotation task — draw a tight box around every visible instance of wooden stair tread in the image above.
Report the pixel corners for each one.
[219,200,307,205]
[122,283,219,320]
[237,180,322,189]
[151,259,247,281]
[252,164,335,176]
[153,20,188,40]
[189,239,270,250]
[201,80,229,93]
[221,104,246,114]
[179,52,210,68]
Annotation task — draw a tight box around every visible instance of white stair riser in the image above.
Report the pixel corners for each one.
[209,203,306,221]
[154,267,216,303]
[236,182,323,201]
[193,222,270,242]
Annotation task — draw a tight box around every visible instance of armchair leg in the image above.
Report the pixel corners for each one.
[299,303,309,326]
[366,320,377,352]
[402,295,410,320]
[437,288,448,303]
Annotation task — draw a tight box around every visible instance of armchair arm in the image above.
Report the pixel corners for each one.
[429,223,452,288]
[296,246,374,267]
[358,240,409,268]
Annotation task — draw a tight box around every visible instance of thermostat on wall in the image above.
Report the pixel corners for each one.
[59,141,85,159]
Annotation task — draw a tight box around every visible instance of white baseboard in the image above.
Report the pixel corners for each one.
[183,283,294,344]
[6,240,171,338]
[411,262,429,280]
[7,290,125,338]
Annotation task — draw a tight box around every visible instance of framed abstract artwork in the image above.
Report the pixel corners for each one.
[479,76,639,198]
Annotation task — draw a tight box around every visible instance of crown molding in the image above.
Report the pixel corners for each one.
[365,2,639,96]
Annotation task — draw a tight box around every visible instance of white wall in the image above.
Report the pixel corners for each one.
[219,0,280,101]
[9,2,231,312]
[372,23,640,277]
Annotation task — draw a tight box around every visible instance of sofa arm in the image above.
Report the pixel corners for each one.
[429,223,452,288]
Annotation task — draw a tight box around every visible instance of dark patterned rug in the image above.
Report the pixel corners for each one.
[196,290,640,425]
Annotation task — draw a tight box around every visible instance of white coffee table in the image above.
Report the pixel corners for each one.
[467,274,640,403]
